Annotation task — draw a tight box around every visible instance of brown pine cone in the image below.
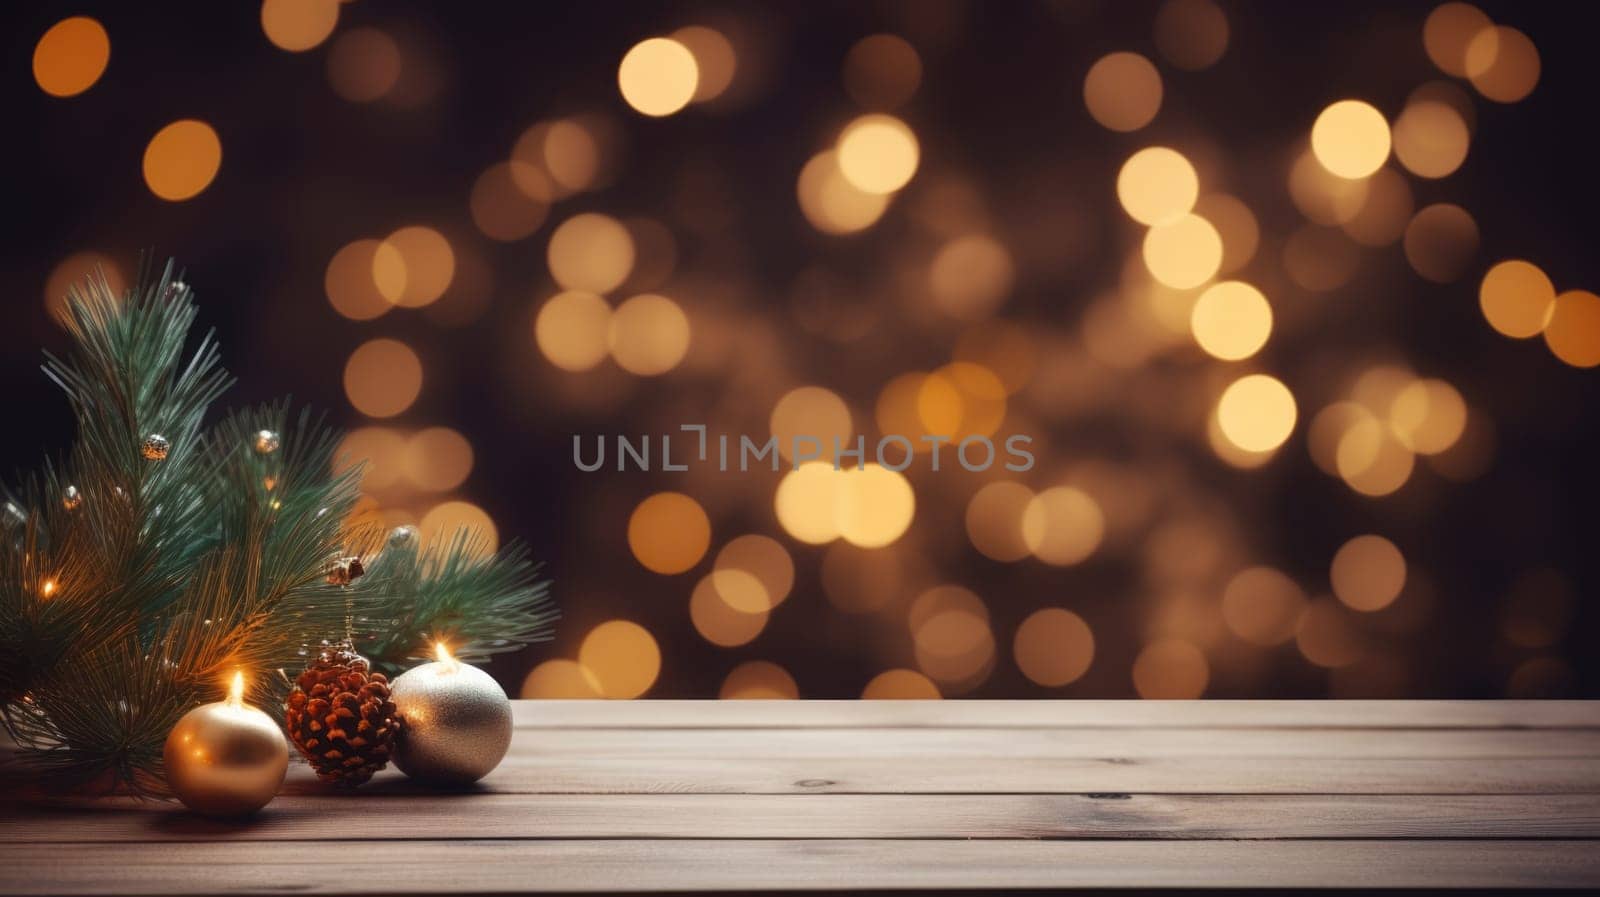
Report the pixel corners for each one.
[284,643,399,787]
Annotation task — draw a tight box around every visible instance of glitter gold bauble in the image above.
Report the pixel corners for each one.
[163,674,288,817]
[141,433,170,461]
[62,486,82,511]
[391,644,512,786]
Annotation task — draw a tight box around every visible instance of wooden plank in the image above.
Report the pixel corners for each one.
[3,839,1597,893]
[513,700,1600,729]
[5,793,1599,842]
[240,755,1600,796]
[504,726,1600,758]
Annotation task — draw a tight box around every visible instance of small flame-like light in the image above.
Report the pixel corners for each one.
[435,640,460,671]
[227,670,245,709]
[41,578,58,598]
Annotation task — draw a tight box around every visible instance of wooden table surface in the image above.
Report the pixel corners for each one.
[4,700,1600,893]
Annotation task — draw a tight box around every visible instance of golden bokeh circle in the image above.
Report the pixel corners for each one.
[1479,260,1555,339]
[627,492,711,575]
[33,16,110,97]
[143,120,223,202]
[1013,608,1095,687]
[579,621,661,699]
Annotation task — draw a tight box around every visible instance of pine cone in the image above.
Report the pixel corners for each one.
[284,644,399,787]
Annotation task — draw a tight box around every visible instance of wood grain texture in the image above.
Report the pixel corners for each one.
[2,839,1598,893]
[513,700,1600,729]
[4,700,1599,893]
[6,793,1599,842]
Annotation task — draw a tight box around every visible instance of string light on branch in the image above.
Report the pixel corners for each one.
[253,429,281,455]
[62,485,82,512]
[141,433,170,461]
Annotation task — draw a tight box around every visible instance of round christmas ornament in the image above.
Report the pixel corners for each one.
[325,555,365,587]
[61,485,82,511]
[253,429,281,455]
[390,643,512,785]
[284,643,398,786]
[163,671,288,817]
[387,524,418,548]
[141,433,170,461]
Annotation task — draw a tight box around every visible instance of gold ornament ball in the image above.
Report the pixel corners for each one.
[253,429,281,454]
[391,655,512,785]
[62,485,82,511]
[163,693,288,817]
[142,433,170,461]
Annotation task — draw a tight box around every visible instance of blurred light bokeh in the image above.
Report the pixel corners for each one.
[7,0,1598,699]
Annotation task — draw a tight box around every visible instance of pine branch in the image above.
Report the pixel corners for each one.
[2,259,559,795]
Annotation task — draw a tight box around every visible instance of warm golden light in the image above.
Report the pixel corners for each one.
[403,427,474,492]
[261,0,339,51]
[1311,100,1391,179]
[1389,379,1466,455]
[548,213,635,293]
[1132,639,1208,699]
[45,251,126,323]
[928,235,1015,320]
[1195,193,1259,274]
[618,37,699,117]
[843,34,922,110]
[862,669,941,699]
[691,573,768,646]
[1021,486,1104,566]
[1465,26,1540,103]
[1479,260,1555,339]
[535,291,612,372]
[1083,52,1163,133]
[797,150,891,235]
[1403,203,1478,283]
[1216,374,1297,453]
[1153,0,1229,71]
[344,338,423,418]
[1289,149,1370,226]
[1330,535,1407,611]
[33,16,110,98]
[1221,567,1306,646]
[1117,147,1198,225]
[608,294,690,376]
[836,114,920,194]
[1190,281,1272,361]
[1014,608,1094,687]
[713,535,795,613]
[327,27,401,102]
[143,120,222,202]
[520,660,601,699]
[770,386,853,463]
[673,26,737,103]
[471,162,549,242]
[836,464,916,549]
[720,661,798,700]
[1392,101,1470,179]
[628,492,711,575]
[965,481,1035,562]
[774,462,844,544]
[41,578,59,599]
[1423,3,1492,78]
[419,501,498,558]
[1544,290,1600,368]
[227,670,246,709]
[578,620,660,699]
[1143,213,1222,289]
[325,239,393,321]
[377,226,454,307]
[1341,167,1414,247]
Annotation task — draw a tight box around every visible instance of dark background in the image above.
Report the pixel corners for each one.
[3,0,1595,698]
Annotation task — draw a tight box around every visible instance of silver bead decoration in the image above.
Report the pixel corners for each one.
[253,429,281,455]
[141,434,170,461]
[390,652,512,786]
[387,524,419,548]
